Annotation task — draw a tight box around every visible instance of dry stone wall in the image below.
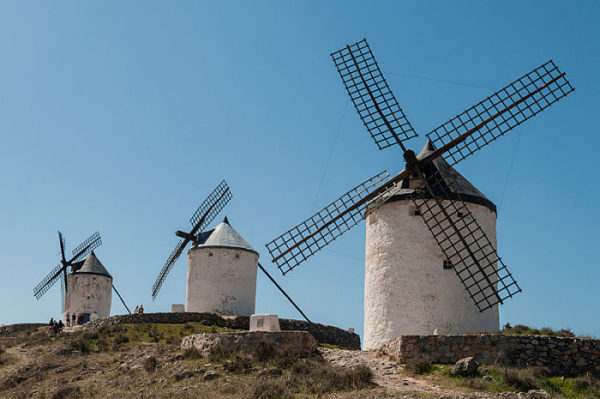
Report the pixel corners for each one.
[382,334,600,376]
[84,312,361,350]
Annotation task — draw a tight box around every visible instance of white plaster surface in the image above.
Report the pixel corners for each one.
[63,273,112,323]
[250,314,281,332]
[364,199,499,350]
[186,247,258,316]
[171,304,185,313]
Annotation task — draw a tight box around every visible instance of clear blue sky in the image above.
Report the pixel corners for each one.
[1,1,598,340]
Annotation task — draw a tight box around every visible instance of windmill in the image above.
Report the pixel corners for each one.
[266,39,574,347]
[152,180,233,300]
[34,231,132,320]
[34,231,102,311]
[152,180,311,322]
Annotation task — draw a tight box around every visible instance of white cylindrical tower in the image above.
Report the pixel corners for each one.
[63,251,112,324]
[364,141,499,350]
[186,217,258,316]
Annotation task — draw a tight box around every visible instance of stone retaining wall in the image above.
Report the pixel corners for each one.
[84,312,360,350]
[381,334,600,376]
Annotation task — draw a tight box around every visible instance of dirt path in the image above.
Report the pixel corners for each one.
[320,348,454,396]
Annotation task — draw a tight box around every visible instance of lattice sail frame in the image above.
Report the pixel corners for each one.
[409,165,521,311]
[266,171,390,274]
[190,180,232,233]
[72,231,102,262]
[152,239,186,299]
[331,39,417,150]
[33,263,63,299]
[427,60,574,166]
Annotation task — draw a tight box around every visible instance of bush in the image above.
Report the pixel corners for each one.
[405,358,432,375]
[253,341,278,363]
[253,379,289,399]
[142,356,158,373]
[208,343,238,362]
[502,368,539,392]
[51,385,82,399]
[223,355,253,373]
[182,346,203,359]
[70,337,90,354]
[338,364,373,389]
[114,333,130,345]
[96,337,109,351]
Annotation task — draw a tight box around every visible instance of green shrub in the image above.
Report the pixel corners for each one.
[253,379,289,399]
[114,333,130,345]
[405,358,432,375]
[142,356,158,373]
[502,368,539,392]
[51,385,82,399]
[70,336,90,354]
[253,341,278,363]
[182,346,203,359]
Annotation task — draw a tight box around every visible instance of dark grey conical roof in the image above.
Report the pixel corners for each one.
[195,217,258,255]
[73,251,112,278]
[386,140,496,213]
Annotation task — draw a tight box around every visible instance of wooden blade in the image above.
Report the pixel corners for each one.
[33,263,64,299]
[331,39,417,151]
[189,180,232,234]
[266,171,391,274]
[71,231,102,263]
[425,60,574,166]
[411,163,521,311]
[152,239,189,299]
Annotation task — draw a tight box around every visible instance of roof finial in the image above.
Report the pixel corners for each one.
[222,216,230,225]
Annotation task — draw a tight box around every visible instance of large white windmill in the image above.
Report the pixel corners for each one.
[267,39,574,349]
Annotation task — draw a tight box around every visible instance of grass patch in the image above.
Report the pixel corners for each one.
[425,364,600,398]
[498,323,576,337]
[317,342,343,350]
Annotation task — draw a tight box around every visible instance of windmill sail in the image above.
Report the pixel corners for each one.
[426,60,574,166]
[71,231,102,263]
[152,239,187,299]
[190,180,232,232]
[331,39,417,150]
[33,263,63,299]
[266,171,390,274]
[410,164,521,311]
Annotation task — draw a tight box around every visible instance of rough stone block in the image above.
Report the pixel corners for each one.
[250,314,280,332]
[171,304,185,313]
[181,331,316,357]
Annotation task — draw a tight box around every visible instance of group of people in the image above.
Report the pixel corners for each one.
[133,305,144,314]
[48,318,63,334]
[64,312,87,327]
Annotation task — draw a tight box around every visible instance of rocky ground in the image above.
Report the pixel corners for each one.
[0,323,592,398]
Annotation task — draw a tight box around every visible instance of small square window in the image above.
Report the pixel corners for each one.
[457,211,464,218]
[443,260,453,270]
[208,252,213,257]
[411,207,421,216]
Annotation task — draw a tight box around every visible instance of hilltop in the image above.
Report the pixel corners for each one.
[0,322,598,398]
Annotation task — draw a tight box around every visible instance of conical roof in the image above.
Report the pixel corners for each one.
[384,140,496,213]
[195,217,258,255]
[74,251,112,278]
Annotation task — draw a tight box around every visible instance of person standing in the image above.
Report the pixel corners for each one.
[134,305,139,314]
[139,305,144,314]
[72,313,76,327]
[66,313,70,327]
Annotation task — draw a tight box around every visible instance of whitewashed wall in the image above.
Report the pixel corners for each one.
[186,247,258,316]
[364,199,499,350]
[63,273,112,323]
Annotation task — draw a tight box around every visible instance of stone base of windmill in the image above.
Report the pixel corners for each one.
[181,331,317,358]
